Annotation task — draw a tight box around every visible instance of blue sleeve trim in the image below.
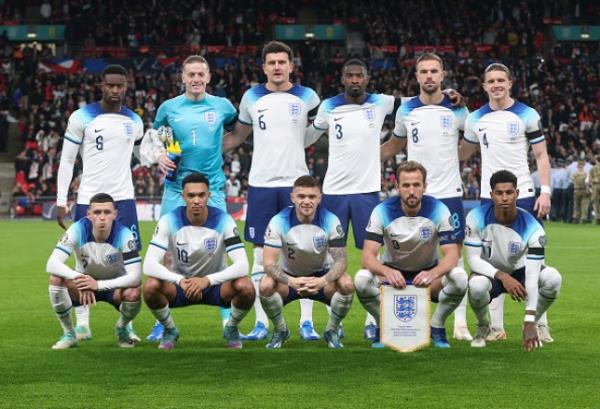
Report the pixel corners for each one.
[64,135,82,145]
[526,255,545,260]
[393,132,406,139]
[238,118,252,126]
[264,243,282,249]
[313,123,327,131]
[529,136,545,145]
[225,243,245,252]
[149,241,168,251]
[463,137,479,144]
[55,246,71,256]
[464,242,482,247]
[124,257,142,265]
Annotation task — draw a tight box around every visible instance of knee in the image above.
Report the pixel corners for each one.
[235,277,256,300]
[259,275,276,296]
[447,267,468,294]
[49,274,66,286]
[121,286,141,302]
[336,274,354,295]
[354,269,377,296]
[540,266,562,297]
[143,277,163,299]
[468,275,490,300]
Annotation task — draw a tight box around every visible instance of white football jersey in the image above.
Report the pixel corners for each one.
[365,195,459,272]
[393,95,468,198]
[239,84,320,187]
[149,206,244,278]
[464,203,546,273]
[55,218,140,280]
[464,101,544,199]
[264,206,345,277]
[313,93,395,194]
[62,103,144,204]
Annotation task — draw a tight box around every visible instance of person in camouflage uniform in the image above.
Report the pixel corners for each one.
[572,160,590,223]
[588,155,600,225]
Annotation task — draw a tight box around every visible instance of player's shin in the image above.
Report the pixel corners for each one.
[260,292,286,331]
[453,256,469,328]
[325,292,353,331]
[150,305,176,329]
[489,293,505,330]
[535,267,562,322]
[117,301,141,328]
[49,285,75,334]
[74,305,90,328]
[251,247,269,326]
[432,268,468,328]
[354,270,381,324]
[228,303,251,327]
[468,275,492,326]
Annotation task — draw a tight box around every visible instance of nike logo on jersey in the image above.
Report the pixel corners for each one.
[258,108,269,113]
[333,117,343,122]
[286,242,297,246]
[176,241,188,246]
[478,128,487,132]
[410,122,420,126]
[94,128,104,133]
[390,233,402,238]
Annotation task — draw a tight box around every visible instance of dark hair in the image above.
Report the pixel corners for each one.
[490,170,517,189]
[343,58,368,73]
[89,193,115,205]
[484,62,513,81]
[293,175,319,189]
[396,160,427,183]
[182,172,210,189]
[416,52,444,69]
[101,64,127,79]
[262,41,293,62]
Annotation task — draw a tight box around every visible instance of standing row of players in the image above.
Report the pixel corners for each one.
[52,40,557,347]
[47,166,561,351]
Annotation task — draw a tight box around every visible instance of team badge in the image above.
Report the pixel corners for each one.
[105,253,119,264]
[539,235,547,247]
[313,235,327,251]
[507,122,519,138]
[394,295,417,322]
[364,108,376,123]
[127,239,136,251]
[204,238,217,253]
[249,227,255,239]
[508,241,521,255]
[123,123,134,138]
[288,103,301,117]
[60,233,69,245]
[204,111,217,125]
[233,227,240,237]
[440,115,452,130]
[419,226,432,240]
[336,225,344,237]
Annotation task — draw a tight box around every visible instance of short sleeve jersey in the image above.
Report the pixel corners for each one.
[264,206,345,276]
[464,203,546,273]
[393,95,468,198]
[238,84,320,187]
[312,93,395,194]
[62,102,144,204]
[464,101,544,199]
[153,93,237,192]
[148,206,243,278]
[365,195,458,272]
[55,218,140,279]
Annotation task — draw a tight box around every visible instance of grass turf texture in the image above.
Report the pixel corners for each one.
[0,220,599,409]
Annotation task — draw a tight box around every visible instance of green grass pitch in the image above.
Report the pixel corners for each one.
[1,219,599,408]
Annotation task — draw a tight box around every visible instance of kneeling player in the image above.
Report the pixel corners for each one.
[260,176,353,349]
[143,173,254,349]
[465,170,562,351]
[46,193,142,349]
[354,161,467,348]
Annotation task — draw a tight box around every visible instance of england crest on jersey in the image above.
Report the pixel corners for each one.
[508,241,521,255]
[123,122,134,138]
[204,238,217,253]
[313,235,326,252]
[440,115,452,130]
[394,295,417,322]
[105,253,119,264]
[419,226,432,241]
[507,122,519,138]
[364,108,376,123]
[204,111,217,125]
[288,103,301,118]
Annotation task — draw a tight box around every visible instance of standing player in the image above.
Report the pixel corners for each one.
[260,176,353,349]
[46,193,142,349]
[460,62,553,342]
[142,173,254,349]
[380,53,472,341]
[56,64,144,342]
[354,161,468,348]
[145,55,239,340]
[223,41,322,341]
[465,170,562,350]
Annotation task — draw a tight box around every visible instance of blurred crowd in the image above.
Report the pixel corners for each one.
[3,0,599,222]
